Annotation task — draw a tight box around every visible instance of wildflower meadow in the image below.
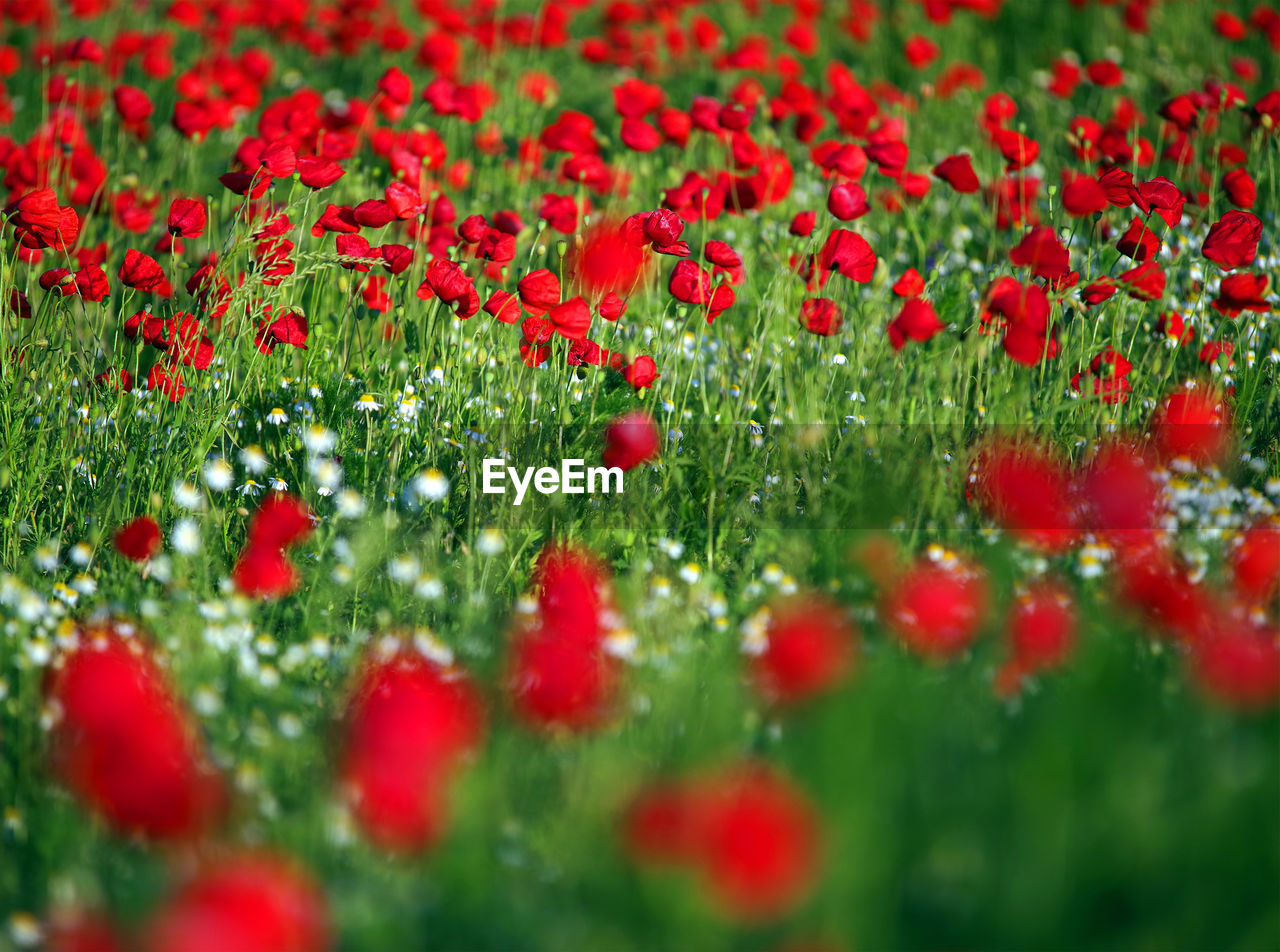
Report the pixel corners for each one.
[0,0,1278,948]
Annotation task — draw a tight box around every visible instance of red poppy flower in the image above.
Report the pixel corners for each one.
[622,355,660,391]
[146,361,188,401]
[665,261,709,310]
[417,259,480,318]
[517,268,562,316]
[352,200,394,229]
[1086,59,1124,87]
[335,235,375,272]
[1078,440,1161,542]
[64,265,110,302]
[218,170,271,199]
[114,515,161,562]
[1071,346,1133,405]
[47,621,223,841]
[506,542,624,731]
[800,298,842,336]
[623,763,820,922]
[904,34,939,69]
[892,269,925,298]
[539,109,598,155]
[1133,177,1184,227]
[826,182,869,220]
[1202,210,1262,270]
[623,780,711,868]
[699,765,821,921]
[377,66,412,106]
[167,198,206,238]
[789,211,817,237]
[1230,522,1280,603]
[231,545,300,599]
[602,410,660,471]
[882,556,988,659]
[312,205,359,237]
[887,297,944,350]
[297,156,345,189]
[634,209,690,257]
[118,249,171,295]
[597,292,627,321]
[1007,580,1077,673]
[752,596,856,705]
[992,127,1039,171]
[865,139,908,177]
[564,218,650,300]
[1222,169,1256,210]
[1198,340,1233,366]
[95,367,133,391]
[142,855,329,952]
[969,440,1081,552]
[340,645,485,852]
[1047,56,1082,98]
[247,492,313,551]
[1118,260,1166,301]
[1149,386,1233,466]
[818,229,876,283]
[1060,171,1108,217]
[548,296,592,340]
[1115,217,1161,262]
[613,77,666,118]
[1190,618,1280,711]
[1212,272,1270,316]
[483,290,522,324]
[1008,226,1069,278]
[377,243,413,275]
[619,117,662,152]
[6,187,62,232]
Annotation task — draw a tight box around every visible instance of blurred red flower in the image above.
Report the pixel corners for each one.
[46,622,223,841]
[113,515,161,562]
[602,410,660,471]
[752,595,857,705]
[143,855,329,952]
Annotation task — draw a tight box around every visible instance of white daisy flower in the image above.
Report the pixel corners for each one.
[172,479,204,509]
[172,518,200,555]
[266,407,289,425]
[303,425,338,455]
[476,527,505,555]
[413,468,450,502]
[33,541,60,572]
[387,554,421,583]
[204,457,235,491]
[354,393,382,411]
[414,575,444,599]
[335,489,366,518]
[240,445,269,474]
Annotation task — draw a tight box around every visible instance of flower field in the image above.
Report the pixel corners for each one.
[0,0,1278,948]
